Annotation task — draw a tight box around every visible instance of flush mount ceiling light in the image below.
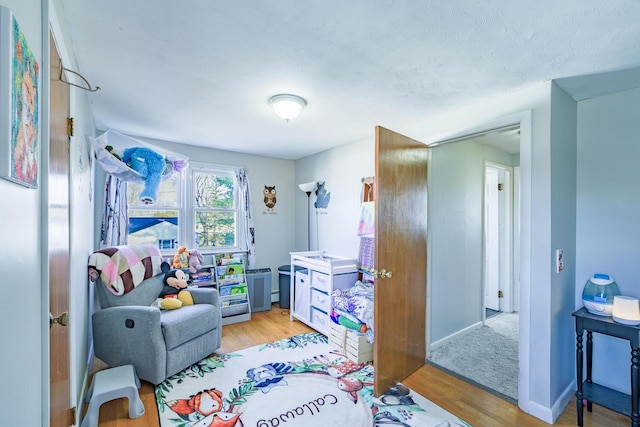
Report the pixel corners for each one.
[269,94,306,122]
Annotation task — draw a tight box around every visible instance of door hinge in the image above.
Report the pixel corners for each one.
[498,183,504,191]
[70,406,77,425]
[498,290,504,298]
[67,117,74,137]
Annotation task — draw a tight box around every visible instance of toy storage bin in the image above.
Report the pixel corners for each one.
[345,330,373,363]
[329,322,373,363]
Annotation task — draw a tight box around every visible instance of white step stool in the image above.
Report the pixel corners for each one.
[81,364,145,427]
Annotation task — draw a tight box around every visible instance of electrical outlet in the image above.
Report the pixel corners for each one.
[556,249,564,274]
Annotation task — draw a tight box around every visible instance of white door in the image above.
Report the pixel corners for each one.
[484,167,500,311]
[484,163,515,314]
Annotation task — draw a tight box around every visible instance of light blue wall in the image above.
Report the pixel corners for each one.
[576,85,640,394]
[294,137,374,257]
[0,1,44,425]
[549,83,577,406]
[296,82,640,420]
[295,83,567,422]
[412,83,558,420]
[93,134,296,295]
[428,139,518,344]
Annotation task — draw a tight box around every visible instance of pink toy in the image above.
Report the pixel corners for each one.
[188,249,204,273]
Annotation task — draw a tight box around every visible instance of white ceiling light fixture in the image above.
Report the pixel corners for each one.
[269,94,307,122]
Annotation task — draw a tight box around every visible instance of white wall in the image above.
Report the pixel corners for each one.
[576,85,640,394]
[548,83,577,410]
[428,139,517,344]
[0,2,44,425]
[93,134,296,296]
[294,137,374,258]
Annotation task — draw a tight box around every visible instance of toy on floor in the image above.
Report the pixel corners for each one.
[188,249,204,273]
[172,246,189,269]
[158,262,193,310]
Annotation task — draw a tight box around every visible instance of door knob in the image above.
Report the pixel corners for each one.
[49,312,69,328]
[378,269,393,279]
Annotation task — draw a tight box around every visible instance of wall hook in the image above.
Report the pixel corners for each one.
[60,65,101,92]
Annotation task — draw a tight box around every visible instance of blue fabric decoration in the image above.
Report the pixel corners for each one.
[122,147,168,204]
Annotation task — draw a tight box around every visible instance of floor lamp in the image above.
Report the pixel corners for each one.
[298,181,317,251]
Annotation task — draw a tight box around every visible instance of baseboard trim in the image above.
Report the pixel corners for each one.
[428,321,483,355]
[519,380,574,425]
[76,343,95,425]
[552,380,576,422]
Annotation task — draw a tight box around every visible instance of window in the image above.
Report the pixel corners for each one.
[127,174,180,249]
[127,163,242,253]
[193,168,237,248]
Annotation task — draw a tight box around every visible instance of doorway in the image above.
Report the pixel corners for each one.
[427,125,521,402]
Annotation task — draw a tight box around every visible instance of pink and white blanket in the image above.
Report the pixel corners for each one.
[88,245,163,295]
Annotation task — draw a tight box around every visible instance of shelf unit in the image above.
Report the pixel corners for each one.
[189,269,214,287]
[289,251,358,335]
[213,253,251,325]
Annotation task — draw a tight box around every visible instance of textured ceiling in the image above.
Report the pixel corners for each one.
[57,1,640,160]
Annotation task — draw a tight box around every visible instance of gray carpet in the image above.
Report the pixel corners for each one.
[428,312,519,402]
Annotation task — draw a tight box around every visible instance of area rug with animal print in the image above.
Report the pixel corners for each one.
[155,332,470,427]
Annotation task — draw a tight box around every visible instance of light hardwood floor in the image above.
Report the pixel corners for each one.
[88,304,630,426]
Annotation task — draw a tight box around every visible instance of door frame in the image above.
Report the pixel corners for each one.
[48,29,72,427]
[425,110,532,413]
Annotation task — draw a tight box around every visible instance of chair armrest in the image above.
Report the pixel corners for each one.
[189,287,220,306]
[92,306,167,384]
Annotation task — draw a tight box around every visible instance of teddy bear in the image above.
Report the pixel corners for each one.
[122,146,173,205]
[188,248,204,273]
[157,261,194,310]
[172,246,189,269]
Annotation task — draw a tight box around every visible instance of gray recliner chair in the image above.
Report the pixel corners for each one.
[92,273,222,385]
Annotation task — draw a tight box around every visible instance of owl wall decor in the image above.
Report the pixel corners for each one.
[263,185,277,213]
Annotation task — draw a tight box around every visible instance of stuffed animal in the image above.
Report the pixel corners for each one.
[188,249,204,273]
[172,246,189,269]
[158,261,193,310]
[122,146,173,205]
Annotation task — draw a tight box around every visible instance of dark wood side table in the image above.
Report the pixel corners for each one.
[572,307,640,427]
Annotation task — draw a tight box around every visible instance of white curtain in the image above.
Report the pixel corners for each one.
[235,167,256,268]
[100,175,127,247]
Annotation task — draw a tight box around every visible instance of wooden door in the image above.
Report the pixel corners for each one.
[374,126,428,396]
[49,32,71,427]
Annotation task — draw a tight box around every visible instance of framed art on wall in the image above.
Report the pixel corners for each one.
[0,6,39,188]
